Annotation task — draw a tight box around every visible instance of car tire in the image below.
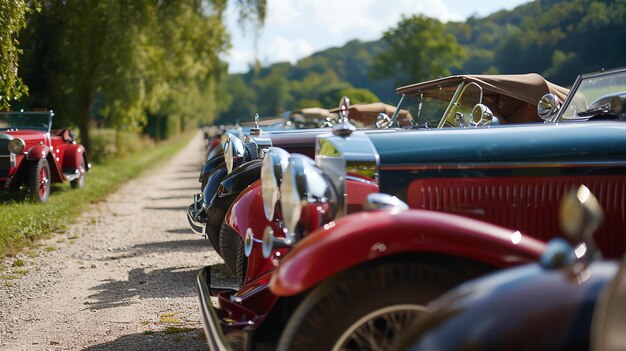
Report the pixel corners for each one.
[219,221,247,285]
[205,194,236,256]
[28,159,51,203]
[70,156,86,189]
[277,261,462,351]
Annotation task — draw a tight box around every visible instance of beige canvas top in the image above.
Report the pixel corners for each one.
[396,73,569,106]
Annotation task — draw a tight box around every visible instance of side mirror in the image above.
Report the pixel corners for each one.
[376,113,392,129]
[541,185,604,270]
[471,104,494,126]
[559,185,604,242]
[537,93,561,121]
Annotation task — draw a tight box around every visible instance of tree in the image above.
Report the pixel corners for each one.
[370,15,466,86]
[17,0,266,152]
[0,0,36,110]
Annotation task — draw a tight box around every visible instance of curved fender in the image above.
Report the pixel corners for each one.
[206,138,223,160]
[225,180,285,282]
[199,154,225,185]
[202,162,227,206]
[25,144,50,161]
[60,144,86,170]
[270,209,546,296]
[216,159,262,199]
[25,145,63,182]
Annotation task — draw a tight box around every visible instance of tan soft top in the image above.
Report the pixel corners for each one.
[396,73,569,106]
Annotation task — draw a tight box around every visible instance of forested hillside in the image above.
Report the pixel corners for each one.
[218,0,626,124]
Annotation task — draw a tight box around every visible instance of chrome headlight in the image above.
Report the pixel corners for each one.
[224,134,246,173]
[7,138,25,154]
[261,147,290,221]
[280,154,339,236]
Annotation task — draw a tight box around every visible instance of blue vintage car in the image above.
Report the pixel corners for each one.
[394,185,625,351]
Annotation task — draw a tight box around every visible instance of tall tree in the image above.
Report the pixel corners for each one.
[370,15,466,86]
[0,0,35,110]
[17,0,265,151]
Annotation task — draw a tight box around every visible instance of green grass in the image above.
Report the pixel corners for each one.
[0,131,194,258]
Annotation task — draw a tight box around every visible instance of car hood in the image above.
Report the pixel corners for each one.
[0,130,48,151]
[367,122,626,168]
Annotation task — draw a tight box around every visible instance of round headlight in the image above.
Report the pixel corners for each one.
[244,228,254,257]
[7,138,25,154]
[261,147,290,221]
[262,226,274,259]
[611,95,624,114]
[280,154,338,235]
[224,134,246,173]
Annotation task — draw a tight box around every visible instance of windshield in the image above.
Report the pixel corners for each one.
[0,112,52,132]
[560,69,626,120]
[396,82,481,128]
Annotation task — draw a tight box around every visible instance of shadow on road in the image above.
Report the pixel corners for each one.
[143,206,186,211]
[166,228,194,234]
[98,239,211,261]
[86,263,235,310]
[83,329,206,351]
[86,266,199,310]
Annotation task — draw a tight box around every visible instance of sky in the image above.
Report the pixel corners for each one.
[223,0,531,74]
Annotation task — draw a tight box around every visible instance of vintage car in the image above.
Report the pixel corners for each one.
[194,74,568,278]
[198,71,604,349]
[395,186,625,351]
[0,111,89,203]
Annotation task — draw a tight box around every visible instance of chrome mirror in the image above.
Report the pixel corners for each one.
[364,193,408,212]
[472,104,494,126]
[538,93,561,121]
[376,113,392,129]
[558,185,603,270]
[454,112,467,127]
[559,185,604,242]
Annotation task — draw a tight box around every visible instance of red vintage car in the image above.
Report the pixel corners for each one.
[0,111,89,202]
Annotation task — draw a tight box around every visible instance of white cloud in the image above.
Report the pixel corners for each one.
[265,37,315,65]
[224,0,523,73]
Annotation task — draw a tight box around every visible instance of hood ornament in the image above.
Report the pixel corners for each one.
[332,96,356,137]
[250,113,262,135]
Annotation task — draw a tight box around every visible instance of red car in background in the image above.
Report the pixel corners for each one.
[0,111,89,202]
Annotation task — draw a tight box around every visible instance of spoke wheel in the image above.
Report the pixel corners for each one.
[277,261,464,351]
[333,305,426,351]
[28,159,51,203]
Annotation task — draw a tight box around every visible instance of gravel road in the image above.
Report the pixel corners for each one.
[0,132,225,351]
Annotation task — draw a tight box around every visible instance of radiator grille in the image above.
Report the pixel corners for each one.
[408,176,626,258]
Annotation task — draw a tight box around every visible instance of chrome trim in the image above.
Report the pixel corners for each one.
[196,267,232,351]
[436,82,465,128]
[315,132,379,220]
[364,193,408,212]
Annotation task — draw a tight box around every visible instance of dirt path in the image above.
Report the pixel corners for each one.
[0,132,224,351]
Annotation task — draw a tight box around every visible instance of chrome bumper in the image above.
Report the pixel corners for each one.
[196,266,257,351]
[187,193,206,235]
[197,266,232,351]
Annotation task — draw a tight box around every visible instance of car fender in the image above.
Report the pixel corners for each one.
[216,159,262,199]
[25,144,50,161]
[224,180,281,282]
[199,154,225,186]
[60,144,87,171]
[269,209,546,296]
[202,162,227,206]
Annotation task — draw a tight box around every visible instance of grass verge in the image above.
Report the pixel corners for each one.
[0,131,196,258]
